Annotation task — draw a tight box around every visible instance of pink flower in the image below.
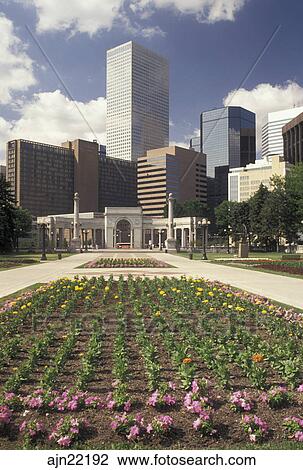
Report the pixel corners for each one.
[192,380,199,394]
[127,425,140,440]
[57,436,72,447]
[163,394,176,406]
[147,390,159,407]
[124,400,131,412]
[168,381,176,390]
[146,423,153,434]
[297,384,303,392]
[193,417,201,431]
[294,431,303,442]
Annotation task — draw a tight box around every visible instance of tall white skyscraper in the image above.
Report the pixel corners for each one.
[106,41,169,162]
[262,106,303,158]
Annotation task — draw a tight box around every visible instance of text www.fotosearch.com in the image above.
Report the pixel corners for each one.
[115,453,256,467]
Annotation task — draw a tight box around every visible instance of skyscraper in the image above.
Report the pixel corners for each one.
[200,106,256,208]
[262,106,303,159]
[106,41,169,162]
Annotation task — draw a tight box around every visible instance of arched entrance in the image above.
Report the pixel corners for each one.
[115,219,132,248]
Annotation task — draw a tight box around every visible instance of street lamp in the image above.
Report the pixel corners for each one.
[158,229,164,251]
[83,230,89,252]
[198,218,211,260]
[40,223,47,261]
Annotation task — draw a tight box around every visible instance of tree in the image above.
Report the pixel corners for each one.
[249,184,272,248]
[13,207,32,251]
[261,176,299,252]
[163,199,207,218]
[285,163,303,221]
[215,200,249,242]
[0,175,15,252]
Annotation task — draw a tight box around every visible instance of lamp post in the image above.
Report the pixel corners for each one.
[40,223,47,261]
[158,229,164,250]
[198,218,211,260]
[83,230,89,252]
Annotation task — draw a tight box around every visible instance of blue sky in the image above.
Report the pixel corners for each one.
[0,0,303,163]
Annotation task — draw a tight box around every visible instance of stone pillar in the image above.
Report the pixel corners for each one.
[70,192,81,251]
[58,228,64,249]
[165,193,177,252]
[181,229,186,248]
[151,229,154,246]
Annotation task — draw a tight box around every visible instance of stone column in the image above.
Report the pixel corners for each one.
[165,193,177,252]
[181,229,186,248]
[70,192,81,251]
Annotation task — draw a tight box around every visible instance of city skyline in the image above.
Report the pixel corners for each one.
[0,0,303,164]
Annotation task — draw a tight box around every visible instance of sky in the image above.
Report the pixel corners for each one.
[0,0,303,164]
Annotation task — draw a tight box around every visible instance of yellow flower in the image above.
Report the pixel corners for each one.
[208,291,214,297]
[21,305,27,310]
[227,293,232,298]
[196,292,201,297]
[12,367,18,371]
[235,306,244,312]
[222,302,228,307]
[171,287,177,292]
[197,287,203,292]
[61,304,66,309]
[155,311,161,317]
[209,307,214,312]
[104,286,110,292]
[12,311,18,314]
[27,302,32,307]
[159,290,166,296]
[79,352,84,357]
[261,309,267,314]
[202,299,209,304]
[114,295,119,299]
[85,296,91,300]
[176,290,181,293]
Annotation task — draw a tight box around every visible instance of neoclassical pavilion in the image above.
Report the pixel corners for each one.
[37,205,203,250]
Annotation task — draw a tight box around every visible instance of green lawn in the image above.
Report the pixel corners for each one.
[0,283,44,307]
[0,252,75,271]
[177,251,283,261]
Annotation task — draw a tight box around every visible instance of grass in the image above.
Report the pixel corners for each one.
[0,283,44,307]
[177,251,283,261]
[0,252,75,271]
[210,259,303,280]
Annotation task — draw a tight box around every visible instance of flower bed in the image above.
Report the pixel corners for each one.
[0,275,303,449]
[216,259,303,276]
[81,257,171,269]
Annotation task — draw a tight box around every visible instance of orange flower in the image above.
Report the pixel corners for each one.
[252,353,264,363]
[182,357,192,364]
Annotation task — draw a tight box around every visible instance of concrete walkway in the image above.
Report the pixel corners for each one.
[0,251,302,310]
[0,253,98,298]
[151,252,303,310]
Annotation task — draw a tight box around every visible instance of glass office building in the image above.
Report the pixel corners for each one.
[201,106,256,208]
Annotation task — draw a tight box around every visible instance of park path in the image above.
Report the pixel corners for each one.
[0,250,302,310]
[150,252,303,310]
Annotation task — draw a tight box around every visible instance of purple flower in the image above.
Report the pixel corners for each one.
[124,400,131,412]
[127,425,140,440]
[57,436,72,447]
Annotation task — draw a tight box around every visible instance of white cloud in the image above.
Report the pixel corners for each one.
[130,0,247,23]
[18,0,124,36]
[0,90,107,163]
[0,13,36,104]
[223,81,303,151]
[15,0,247,37]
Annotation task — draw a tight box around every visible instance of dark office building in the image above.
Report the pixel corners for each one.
[201,106,256,208]
[6,140,74,217]
[98,155,137,211]
[282,112,303,164]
